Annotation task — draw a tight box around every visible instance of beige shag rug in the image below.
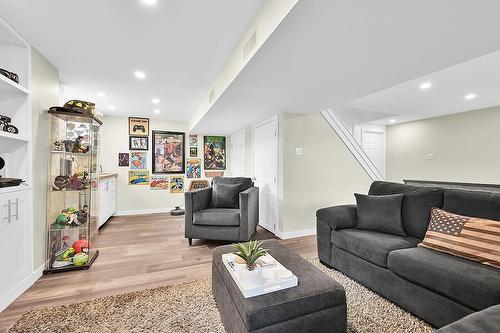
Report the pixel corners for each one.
[9,259,432,333]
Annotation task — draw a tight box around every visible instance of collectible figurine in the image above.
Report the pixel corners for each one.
[0,115,19,134]
[72,136,89,153]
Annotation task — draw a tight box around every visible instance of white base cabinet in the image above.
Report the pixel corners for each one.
[98,175,117,228]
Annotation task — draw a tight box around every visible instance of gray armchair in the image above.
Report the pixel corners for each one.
[185,177,259,245]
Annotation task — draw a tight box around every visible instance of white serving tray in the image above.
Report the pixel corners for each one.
[222,253,298,298]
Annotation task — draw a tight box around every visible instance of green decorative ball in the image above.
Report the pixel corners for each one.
[73,253,88,266]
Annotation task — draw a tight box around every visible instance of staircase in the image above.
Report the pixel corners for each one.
[321,109,385,181]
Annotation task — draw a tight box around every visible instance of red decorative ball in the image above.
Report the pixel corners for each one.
[72,240,91,254]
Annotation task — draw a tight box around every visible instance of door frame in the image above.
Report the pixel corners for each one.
[252,115,278,233]
[360,125,386,178]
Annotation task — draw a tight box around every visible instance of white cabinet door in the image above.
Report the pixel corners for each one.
[0,189,32,310]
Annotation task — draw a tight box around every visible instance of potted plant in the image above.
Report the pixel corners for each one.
[233,241,268,284]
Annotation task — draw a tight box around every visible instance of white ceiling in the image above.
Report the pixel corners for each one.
[0,0,264,121]
[349,50,500,125]
[192,0,500,134]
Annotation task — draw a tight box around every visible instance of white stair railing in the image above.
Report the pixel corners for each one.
[321,109,384,181]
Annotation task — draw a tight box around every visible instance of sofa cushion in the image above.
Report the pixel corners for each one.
[193,208,240,226]
[212,183,241,208]
[419,208,500,269]
[443,189,500,222]
[434,304,500,333]
[211,177,253,207]
[355,193,406,236]
[369,181,444,239]
[388,247,500,310]
[331,229,420,268]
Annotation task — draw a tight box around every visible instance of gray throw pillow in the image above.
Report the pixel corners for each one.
[213,183,241,209]
[355,193,406,236]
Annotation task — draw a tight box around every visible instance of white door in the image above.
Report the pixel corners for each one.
[361,130,386,177]
[230,130,246,177]
[252,118,278,233]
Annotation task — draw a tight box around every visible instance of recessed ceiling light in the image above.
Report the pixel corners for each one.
[108,105,116,110]
[152,98,160,104]
[134,71,146,79]
[389,119,396,124]
[141,0,157,6]
[419,82,432,90]
[97,92,106,98]
[465,93,477,100]
[153,109,160,114]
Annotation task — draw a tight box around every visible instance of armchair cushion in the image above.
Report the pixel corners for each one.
[211,177,253,207]
[212,182,241,208]
[193,208,240,227]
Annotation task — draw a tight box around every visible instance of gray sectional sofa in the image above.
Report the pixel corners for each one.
[316,181,500,328]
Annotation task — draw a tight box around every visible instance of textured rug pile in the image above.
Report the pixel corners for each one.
[9,259,432,333]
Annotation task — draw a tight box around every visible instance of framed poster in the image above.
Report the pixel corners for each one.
[186,158,201,178]
[189,134,198,147]
[129,117,149,136]
[150,175,169,190]
[189,179,209,191]
[129,136,148,150]
[189,147,198,157]
[118,153,129,167]
[129,170,149,185]
[130,152,147,169]
[169,176,185,193]
[204,136,226,170]
[152,131,185,174]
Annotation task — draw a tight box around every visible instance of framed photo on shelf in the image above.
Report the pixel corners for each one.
[129,136,149,150]
[189,147,198,157]
[129,117,149,136]
[152,130,185,174]
[204,136,226,170]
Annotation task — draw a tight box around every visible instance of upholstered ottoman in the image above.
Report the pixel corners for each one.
[212,240,347,333]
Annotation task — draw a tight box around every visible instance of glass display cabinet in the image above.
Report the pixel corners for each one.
[44,110,101,273]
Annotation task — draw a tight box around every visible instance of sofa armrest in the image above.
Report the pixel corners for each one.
[185,187,212,238]
[239,187,259,241]
[316,204,357,230]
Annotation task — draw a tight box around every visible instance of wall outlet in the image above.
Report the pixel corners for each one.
[295,147,303,156]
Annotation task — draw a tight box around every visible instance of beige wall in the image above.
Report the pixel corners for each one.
[279,113,372,233]
[100,116,192,214]
[387,106,500,184]
[31,48,59,269]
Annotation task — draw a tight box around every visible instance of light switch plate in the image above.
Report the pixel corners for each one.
[295,147,303,156]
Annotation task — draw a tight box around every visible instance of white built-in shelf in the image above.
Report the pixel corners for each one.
[0,73,29,100]
[0,183,31,195]
[0,130,29,143]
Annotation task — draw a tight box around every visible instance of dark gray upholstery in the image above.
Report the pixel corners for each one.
[185,177,259,243]
[193,208,240,226]
[435,304,500,333]
[388,247,500,310]
[369,181,444,239]
[212,240,347,333]
[317,181,500,328]
[212,182,241,208]
[331,229,419,268]
[211,177,253,207]
[355,193,406,236]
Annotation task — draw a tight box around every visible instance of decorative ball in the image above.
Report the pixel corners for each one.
[73,253,88,266]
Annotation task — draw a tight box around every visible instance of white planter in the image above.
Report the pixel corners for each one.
[238,265,262,286]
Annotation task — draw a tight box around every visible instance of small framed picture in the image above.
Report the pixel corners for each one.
[118,153,129,167]
[189,134,198,147]
[188,179,209,191]
[190,147,198,157]
[129,136,149,150]
[129,117,149,136]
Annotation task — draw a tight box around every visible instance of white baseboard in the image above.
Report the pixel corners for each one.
[275,227,316,240]
[0,264,44,313]
[114,207,175,216]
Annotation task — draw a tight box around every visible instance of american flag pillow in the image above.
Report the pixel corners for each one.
[418,208,500,269]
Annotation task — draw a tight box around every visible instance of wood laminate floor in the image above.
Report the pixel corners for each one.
[0,213,317,332]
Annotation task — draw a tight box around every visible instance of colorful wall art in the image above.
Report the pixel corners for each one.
[150,175,169,190]
[130,152,147,170]
[204,136,226,170]
[169,176,185,193]
[129,170,149,185]
[152,131,185,174]
[186,158,201,178]
[129,136,148,150]
[128,117,149,136]
[118,153,129,167]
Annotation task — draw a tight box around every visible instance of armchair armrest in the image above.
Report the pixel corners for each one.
[239,187,259,241]
[316,204,357,230]
[185,187,212,239]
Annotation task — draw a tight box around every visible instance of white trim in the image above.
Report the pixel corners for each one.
[114,207,175,216]
[275,228,316,240]
[321,109,384,181]
[252,115,278,129]
[0,264,44,312]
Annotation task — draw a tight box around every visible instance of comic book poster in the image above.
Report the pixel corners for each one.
[189,134,198,147]
[186,159,201,178]
[150,175,169,190]
[203,136,226,170]
[152,131,185,174]
[130,152,147,169]
[169,176,185,193]
[190,147,198,157]
[118,153,129,167]
[129,170,149,185]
